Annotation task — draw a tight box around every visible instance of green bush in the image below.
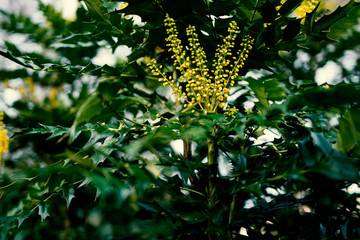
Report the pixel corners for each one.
[1,0,360,239]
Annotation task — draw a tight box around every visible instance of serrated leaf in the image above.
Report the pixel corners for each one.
[0,50,34,69]
[135,201,159,213]
[82,0,108,22]
[69,94,102,142]
[37,203,50,222]
[302,3,319,36]
[78,177,91,188]
[40,124,68,140]
[26,124,68,140]
[62,185,75,208]
[65,149,95,168]
[246,78,269,111]
[0,216,16,226]
[314,151,359,181]
[4,41,22,57]
[334,109,360,153]
[313,0,360,33]
[310,132,332,154]
[18,212,31,228]
[210,0,239,16]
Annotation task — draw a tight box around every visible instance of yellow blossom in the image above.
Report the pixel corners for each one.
[294,0,320,19]
[264,0,320,27]
[225,106,238,118]
[0,112,9,164]
[148,14,254,114]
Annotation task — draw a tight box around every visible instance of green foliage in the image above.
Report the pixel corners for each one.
[1,0,360,239]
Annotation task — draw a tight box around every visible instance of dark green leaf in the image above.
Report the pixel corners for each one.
[69,94,102,142]
[82,0,109,21]
[37,203,50,222]
[62,185,75,208]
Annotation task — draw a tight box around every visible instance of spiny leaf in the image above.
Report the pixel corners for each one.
[246,77,269,111]
[37,203,50,222]
[17,212,31,228]
[82,0,109,22]
[69,94,102,142]
[334,109,360,153]
[313,0,360,33]
[0,50,34,69]
[310,132,332,154]
[62,185,75,208]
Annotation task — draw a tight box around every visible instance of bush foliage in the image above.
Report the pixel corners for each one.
[1,0,360,239]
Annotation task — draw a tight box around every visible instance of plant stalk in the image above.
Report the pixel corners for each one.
[207,137,216,207]
[228,176,240,227]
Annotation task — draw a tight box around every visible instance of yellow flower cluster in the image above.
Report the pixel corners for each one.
[294,0,320,19]
[264,0,320,27]
[0,112,9,164]
[225,106,238,118]
[148,15,254,114]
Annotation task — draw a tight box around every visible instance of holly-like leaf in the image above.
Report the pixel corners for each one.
[310,132,332,154]
[69,94,102,142]
[0,50,34,69]
[62,185,75,208]
[17,212,32,228]
[313,0,360,33]
[82,0,109,22]
[334,109,360,153]
[37,203,50,222]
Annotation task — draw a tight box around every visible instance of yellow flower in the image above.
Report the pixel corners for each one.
[265,0,320,27]
[0,112,9,164]
[225,106,238,118]
[294,0,320,19]
[148,15,254,114]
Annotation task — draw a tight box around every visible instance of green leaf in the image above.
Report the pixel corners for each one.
[328,4,360,39]
[259,1,277,23]
[97,79,124,101]
[69,94,102,142]
[65,149,96,168]
[246,77,269,111]
[313,151,359,181]
[0,50,34,69]
[302,2,319,36]
[310,132,332,154]
[210,0,239,16]
[62,185,75,208]
[286,83,360,110]
[0,216,16,226]
[278,0,302,16]
[334,109,360,153]
[313,0,360,33]
[82,0,109,22]
[37,203,50,222]
[245,76,287,112]
[29,124,68,140]
[4,41,22,57]
[263,79,287,101]
[17,212,31,228]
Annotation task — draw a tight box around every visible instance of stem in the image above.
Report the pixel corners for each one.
[183,138,198,189]
[228,177,240,227]
[180,187,206,197]
[207,136,218,240]
[207,137,216,207]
